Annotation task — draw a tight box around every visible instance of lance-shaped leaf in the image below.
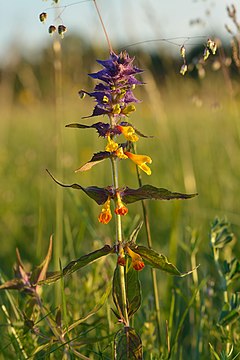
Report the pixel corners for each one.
[39,245,113,285]
[121,185,197,204]
[66,121,152,139]
[66,122,112,137]
[114,327,143,360]
[75,151,111,172]
[113,265,141,320]
[130,245,181,276]
[46,169,109,205]
[30,236,52,292]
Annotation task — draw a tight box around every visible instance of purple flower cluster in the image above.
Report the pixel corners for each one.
[85,51,143,121]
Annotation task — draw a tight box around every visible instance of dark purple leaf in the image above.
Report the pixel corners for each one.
[46,170,109,205]
[121,185,197,204]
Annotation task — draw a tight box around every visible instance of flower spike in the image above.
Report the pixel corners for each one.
[124,152,152,175]
[98,197,112,224]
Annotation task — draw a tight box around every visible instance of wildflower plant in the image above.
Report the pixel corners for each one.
[41,34,197,358]
[0,0,225,358]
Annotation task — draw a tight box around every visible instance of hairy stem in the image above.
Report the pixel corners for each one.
[110,155,129,327]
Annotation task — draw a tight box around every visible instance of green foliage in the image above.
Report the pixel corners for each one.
[40,244,113,284]
[113,265,141,320]
[0,29,240,359]
[114,327,142,360]
[131,245,181,275]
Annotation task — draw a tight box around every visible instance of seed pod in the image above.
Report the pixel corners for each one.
[39,12,47,23]
[58,25,67,38]
[48,25,57,34]
[180,45,186,59]
[180,64,188,76]
[203,48,210,61]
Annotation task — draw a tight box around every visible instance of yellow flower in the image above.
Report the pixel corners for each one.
[105,135,118,152]
[114,192,128,216]
[115,147,128,159]
[124,152,152,175]
[122,104,136,115]
[126,246,145,271]
[117,125,139,142]
[98,197,112,224]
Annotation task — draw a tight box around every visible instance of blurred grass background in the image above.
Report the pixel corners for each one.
[0,32,239,358]
[0,37,239,269]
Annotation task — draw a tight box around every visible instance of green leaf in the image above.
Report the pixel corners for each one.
[128,221,143,245]
[219,307,240,327]
[112,265,141,320]
[46,169,109,205]
[209,343,221,360]
[39,245,113,285]
[121,185,197,204]
[210,217,234,249]
[131,245,181,275]
[224,258,240,285]
[114,327,143,360]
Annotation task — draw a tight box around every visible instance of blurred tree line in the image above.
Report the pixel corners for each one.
[0,33,237,111]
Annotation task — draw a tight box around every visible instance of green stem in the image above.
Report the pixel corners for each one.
[134,145,162,350]
[110,156,129,327]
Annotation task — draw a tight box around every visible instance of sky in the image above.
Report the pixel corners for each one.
[0,0,233,64]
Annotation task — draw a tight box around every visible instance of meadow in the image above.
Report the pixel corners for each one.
[0,31,239,359]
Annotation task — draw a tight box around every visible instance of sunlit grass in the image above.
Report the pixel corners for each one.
[0,61,239,358]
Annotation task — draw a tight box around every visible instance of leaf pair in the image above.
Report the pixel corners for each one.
[46,170,197,206]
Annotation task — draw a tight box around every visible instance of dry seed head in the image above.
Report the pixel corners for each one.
[203,48,210,61]
[58,25,67,38]
[180,45,186,58]
[180,64,188,76]
[207,39,217,55]
[39,12,47,23]
[48,25,57,35]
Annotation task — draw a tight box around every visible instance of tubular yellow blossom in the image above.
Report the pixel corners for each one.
[122,104,136,115]
[115,147,128,159]
[124,152,152,175]
[98,197,112,224]
[105,135,119,152]
[126,246,145,271]
[112,104,121,114]
[117,125,139,142]
[114,192,128,216]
